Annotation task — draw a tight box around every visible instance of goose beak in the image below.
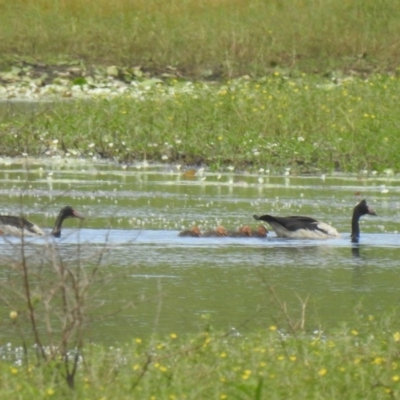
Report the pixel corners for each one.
[368,207,377,216]
[72,210,85,219]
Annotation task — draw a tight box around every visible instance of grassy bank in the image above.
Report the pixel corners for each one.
[1,312,400,399]
[1,0,400,172]
[1,0,400,77]
[2,72,400,173]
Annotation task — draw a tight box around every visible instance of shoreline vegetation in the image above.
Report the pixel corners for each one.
[1,0,400,173]
[1,70,400,174]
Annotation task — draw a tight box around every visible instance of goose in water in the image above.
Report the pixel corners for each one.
[227,225,253,237]
[0,206,84,238]
[202,226,228,237]
[252,225,268,238]
[253,211,339,239]
[178,226,202,237]
[253,200,376,240]
[227,225,268,238]
[350,199,376,243]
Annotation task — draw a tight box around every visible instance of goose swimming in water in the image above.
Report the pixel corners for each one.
[178,226,202,237]
[202,226,228,237]
[226,225,268,238]
[350,199,376,243]
[0,206,84,238]
[227,225,253,237]
[252,225,268,238]
[253,199,376,240]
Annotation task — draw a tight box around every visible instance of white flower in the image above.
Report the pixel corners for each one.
[297,136,305,142]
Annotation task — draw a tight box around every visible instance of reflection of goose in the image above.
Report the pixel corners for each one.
[178,226,202,237]
[202,226,227,237]
[350,199,376,243]
[254,199,376,240]
[0,206,84,238]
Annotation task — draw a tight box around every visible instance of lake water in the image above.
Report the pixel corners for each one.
[0,158,399,344]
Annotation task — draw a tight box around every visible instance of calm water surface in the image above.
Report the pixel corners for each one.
[0,158,400,344]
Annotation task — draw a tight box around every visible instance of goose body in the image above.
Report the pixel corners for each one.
[252,225,268,238]
[253,213,340,239]
[178,226,202,237]
[0,215,45,236]
[227,225,253,237]
[202,226,227,237]
[0,206,84,238]
[253,199,376,240]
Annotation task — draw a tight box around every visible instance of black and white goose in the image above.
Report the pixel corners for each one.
[253,199,376,240]
[0,206,84,238]
[350,199,376,243]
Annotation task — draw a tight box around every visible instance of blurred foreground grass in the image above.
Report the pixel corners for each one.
[1,312,400,399]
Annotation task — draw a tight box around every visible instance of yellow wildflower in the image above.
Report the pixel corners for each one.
[269,325,277,331]
[242,369,252,380]
[9,311,18,320]
[10,367,18,375]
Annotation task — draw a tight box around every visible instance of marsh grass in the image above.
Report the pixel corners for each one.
[2,72,400,173]
[1,312,400,399]
[0,229,115,389]
[1,0,400,76]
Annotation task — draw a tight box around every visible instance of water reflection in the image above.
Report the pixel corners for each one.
[351,244,361,258]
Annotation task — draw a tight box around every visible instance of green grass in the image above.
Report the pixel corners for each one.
[1,0,400,77]
[2,72,400,173]
[2,312,400,399]
[1,0,400,172]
